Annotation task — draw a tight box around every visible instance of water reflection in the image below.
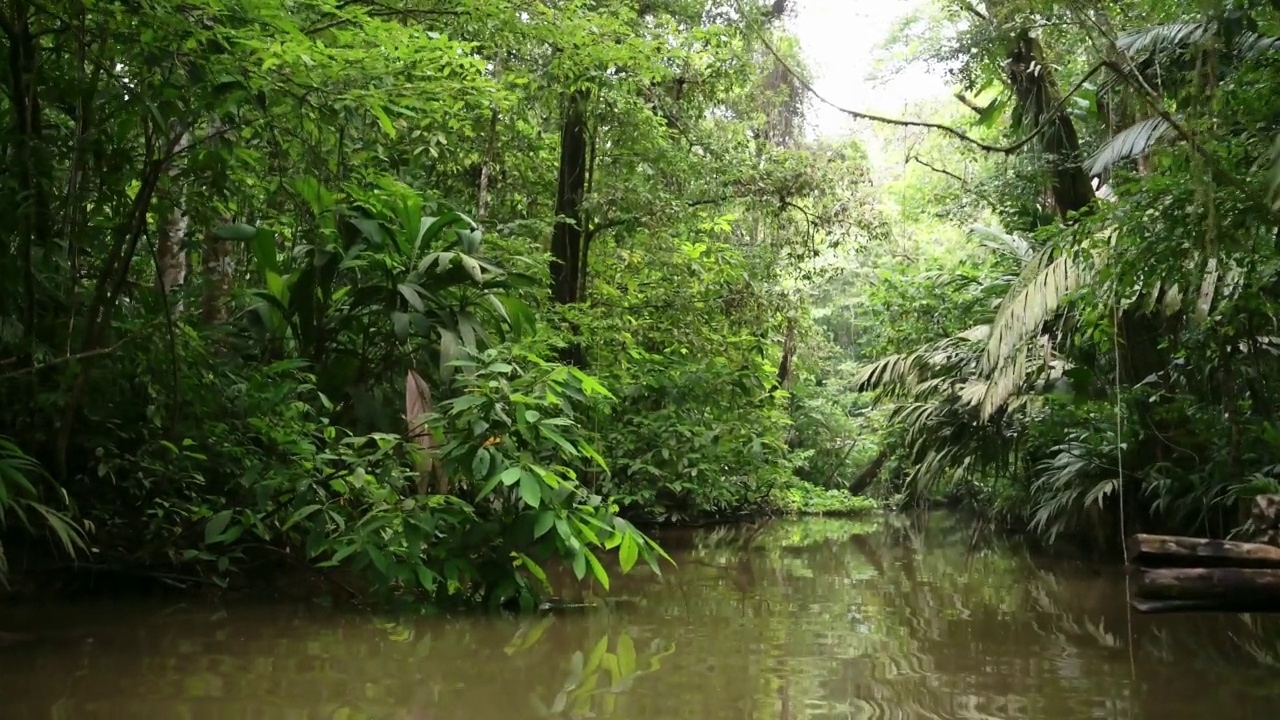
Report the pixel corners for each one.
[2,513,1280,719]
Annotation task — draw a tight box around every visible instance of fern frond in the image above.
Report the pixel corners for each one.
[1087,116,1172,176]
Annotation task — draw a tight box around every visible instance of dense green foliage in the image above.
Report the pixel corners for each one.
[0,0,874,604]
[828,0,1280,549]
[12,0,1269,603]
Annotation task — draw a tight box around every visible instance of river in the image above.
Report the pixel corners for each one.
[2,512,1278,719]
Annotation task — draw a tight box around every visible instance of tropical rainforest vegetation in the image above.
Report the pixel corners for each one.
[3,0,1280,607]
[0,0,872,607]
[845,0,1280,550]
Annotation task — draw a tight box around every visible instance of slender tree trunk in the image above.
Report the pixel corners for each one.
[199,222,232,324]
[199,119,232,324]
[549,88,589,366]
[477,56,502,222]
[156,130,192,313]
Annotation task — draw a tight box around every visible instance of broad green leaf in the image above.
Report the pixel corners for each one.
[471,447,492,479]
[370,103,397,138]
[584,549,609,590]
[284,504,323,530]
[519,471,542,508]
[585,633,609,674]
[397,283,426,311]
[618,535,638,572]
[415,564,438,592]
[248,229,279,274]
[533,510,556,538]
[616,633,636,676]
[391,311,411,341]
[518,552,550,589]
[204,510,234,545]
[500,466,522,486]
[213,223,259,241]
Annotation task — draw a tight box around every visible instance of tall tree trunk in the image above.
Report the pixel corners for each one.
[1005,30,1095,218]
[550,88,588,307]
[6,1,50,353]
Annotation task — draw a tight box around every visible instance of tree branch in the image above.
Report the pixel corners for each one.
[909,156,1000,208]
[585,196,732,242]
[910,156,967,184]
[738,0,1105,156]
[954,92,986,115]
[0,331,147,380]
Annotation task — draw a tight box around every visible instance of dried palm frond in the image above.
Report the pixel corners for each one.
[406,369,447,494]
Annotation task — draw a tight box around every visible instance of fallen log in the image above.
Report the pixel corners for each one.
[1126,533,1280,569]
[1131,567,1280,610]
[1129,597,1280,614]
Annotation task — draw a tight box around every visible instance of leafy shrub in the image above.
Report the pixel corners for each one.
[769,480,879,516]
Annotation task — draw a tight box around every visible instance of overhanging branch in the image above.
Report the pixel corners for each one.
[737,0,1104,156]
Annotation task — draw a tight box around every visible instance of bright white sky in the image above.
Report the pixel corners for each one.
[788,0,948,138]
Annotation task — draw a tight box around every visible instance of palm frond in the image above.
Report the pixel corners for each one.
[852,333,978,395]
[0,437,87,583]
[1087,116,1172,177]
[969,225,1033,261]
[1193,254,1219,324]
[1115,22,1213,59]
[979,344,1030,420]
[1235,31,1280,57]
[983,246,1085,373]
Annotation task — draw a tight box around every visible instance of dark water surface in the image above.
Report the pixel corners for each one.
[3,513,1279,719]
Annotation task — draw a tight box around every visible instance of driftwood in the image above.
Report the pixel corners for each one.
[1126,534,1280,569]
[1133,567,1280,601]
[1128,566,1280,613]
[1129,597,1280,613]
[1126,497,1280,613]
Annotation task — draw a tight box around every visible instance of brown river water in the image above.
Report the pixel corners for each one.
[2,512,1279,719]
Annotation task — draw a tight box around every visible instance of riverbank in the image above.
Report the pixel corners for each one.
[0,482,878,607]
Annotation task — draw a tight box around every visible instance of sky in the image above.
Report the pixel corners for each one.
[787,0,949,139]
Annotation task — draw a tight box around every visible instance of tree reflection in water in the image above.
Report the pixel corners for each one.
[2,513,1280,719]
